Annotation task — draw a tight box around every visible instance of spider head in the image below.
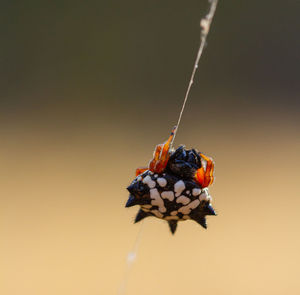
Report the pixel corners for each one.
[167,146,201,179]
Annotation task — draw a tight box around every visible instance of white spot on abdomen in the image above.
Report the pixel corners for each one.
[164,216,179,221]
[143,175,156,188]
[192,188,201,196]
[176,195,190,205]
[161,191,175,201]
[141,208,150,212]
[174,180,185,197]
[157,177,167,187]
[150,188,166,213]
[178,199,200,215]
[151,209,163,218]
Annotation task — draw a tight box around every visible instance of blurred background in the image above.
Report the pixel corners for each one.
[1,0,299,294]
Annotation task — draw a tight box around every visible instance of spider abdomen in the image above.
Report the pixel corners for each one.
[126,169,215,234]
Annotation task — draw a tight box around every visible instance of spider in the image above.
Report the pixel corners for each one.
[126,127,216,234]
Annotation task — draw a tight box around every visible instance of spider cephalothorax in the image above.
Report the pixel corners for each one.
[126,127,216,234]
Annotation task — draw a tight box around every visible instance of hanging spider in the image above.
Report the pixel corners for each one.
[125,126,216,234]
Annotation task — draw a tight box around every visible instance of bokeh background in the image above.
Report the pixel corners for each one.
[1,1,300,294]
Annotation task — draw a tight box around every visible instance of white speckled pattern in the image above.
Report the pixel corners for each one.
[141,208,150,212]
[174,180,185,197]
[161,191,175,201]
[143,175,156,188]
[157,177,167,187]
[192,188,201,196]
[178,199,200,215]
[164,216,179,221]
[131,171,214,225]
[176,195,191,205]
[150,188,166,213]
[151,209,164,218]
[182,215,190,220]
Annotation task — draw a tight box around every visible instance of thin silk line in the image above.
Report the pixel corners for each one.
[118,221,145,295]
[171,0,218,146]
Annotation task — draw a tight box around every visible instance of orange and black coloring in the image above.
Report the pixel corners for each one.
[126,127,216,234]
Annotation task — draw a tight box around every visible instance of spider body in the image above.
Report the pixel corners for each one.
[126,127,216,234]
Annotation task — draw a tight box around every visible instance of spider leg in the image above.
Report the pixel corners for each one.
[195,153,214,187]
[135,167,148,176]
[149,144,163,172]
[159,126,176,161]
[200,153,214,186]
[149,126,176,173]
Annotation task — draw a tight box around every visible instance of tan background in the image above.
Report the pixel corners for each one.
[1,1,300,294]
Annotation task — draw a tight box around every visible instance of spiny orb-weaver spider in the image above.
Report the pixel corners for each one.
[126,127,216,234]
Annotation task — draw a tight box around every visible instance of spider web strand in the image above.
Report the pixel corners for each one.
[171,0,218,146]
[118,221,145,295]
